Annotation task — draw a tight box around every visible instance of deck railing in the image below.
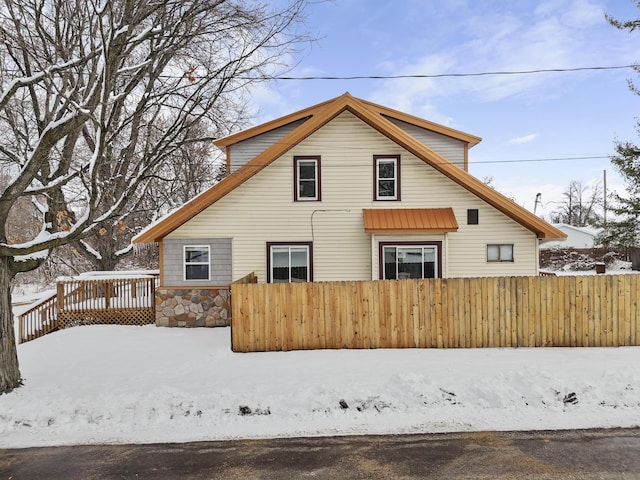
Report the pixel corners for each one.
[57,276,157,328]
[17,272,159,343]
[18,291,58,343]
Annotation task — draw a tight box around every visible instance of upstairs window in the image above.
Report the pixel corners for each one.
[374,155,400,200]
[487,244,514,262]
[294,156,320,201]
[184,246,210,280]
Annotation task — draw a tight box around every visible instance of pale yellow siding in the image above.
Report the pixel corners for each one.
[169,111,539,283]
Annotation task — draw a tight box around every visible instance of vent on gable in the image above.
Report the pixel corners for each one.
[467,209,479,225]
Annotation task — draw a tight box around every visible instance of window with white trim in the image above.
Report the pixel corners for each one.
[294,156,320,201]
[382,244,438,279]
[268,243,312,283]
[184,245,210,280]
[487,244,514,262]
[374,155,400,200]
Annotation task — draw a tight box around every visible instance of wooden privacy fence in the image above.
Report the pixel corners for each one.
[231,274,640,352]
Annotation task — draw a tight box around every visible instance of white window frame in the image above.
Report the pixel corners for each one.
[487,244,514,262]
[268,243,311,283]
[295,157,319,201]
[184,245,210,281]
[382,244,439,280]
[375,156,399,200]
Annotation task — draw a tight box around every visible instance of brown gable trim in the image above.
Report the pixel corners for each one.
[340,96,565,239]
[364,113,565,238]
[135,93,565,243]
[360,99,482,147]
[134,97,352,243]
[215,93,482,149]
[213,99,333,148]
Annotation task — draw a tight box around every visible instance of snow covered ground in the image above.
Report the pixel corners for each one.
[1,324,639,448]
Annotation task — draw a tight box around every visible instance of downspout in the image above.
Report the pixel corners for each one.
[536,236,540,275]
[443,232,448,278]
[371,233,376,280]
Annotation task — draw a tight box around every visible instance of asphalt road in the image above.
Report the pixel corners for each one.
[2,428,640,479]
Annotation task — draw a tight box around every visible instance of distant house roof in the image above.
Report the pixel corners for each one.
[134,93,566,243]
[540,223,602,249]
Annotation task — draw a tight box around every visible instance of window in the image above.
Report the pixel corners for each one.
[467,209,479,225]
[294,156,320,201]
[267,242,313,283]
[380,243,440,279]
[487,244,514,262]
[374,155,400,200]
[184,246,210,280]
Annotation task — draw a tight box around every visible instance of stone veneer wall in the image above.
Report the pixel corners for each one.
[155,288,230,327]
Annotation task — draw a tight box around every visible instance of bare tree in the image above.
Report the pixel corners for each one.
[551,180,602,227]
[73,120,225,271]
[0,0,310,393]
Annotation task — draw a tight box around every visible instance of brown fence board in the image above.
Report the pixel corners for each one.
[231,274,640,352]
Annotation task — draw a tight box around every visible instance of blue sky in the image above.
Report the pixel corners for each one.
[249,0,640,219]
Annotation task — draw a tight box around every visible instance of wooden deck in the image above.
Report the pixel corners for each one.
[18,273,158,343]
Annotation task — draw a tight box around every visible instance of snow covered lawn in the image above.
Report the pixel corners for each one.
[1,324,639,448]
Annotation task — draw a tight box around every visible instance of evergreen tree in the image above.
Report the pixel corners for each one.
[599,8,640,250]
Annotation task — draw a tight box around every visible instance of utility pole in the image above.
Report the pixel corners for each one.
[534,193,542,215]
[603,169,607,228]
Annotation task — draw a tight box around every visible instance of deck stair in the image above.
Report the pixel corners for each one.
[17,271,158,344]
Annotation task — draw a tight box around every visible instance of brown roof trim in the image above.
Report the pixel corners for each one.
[359,99,482,147]
[135,93,565,243]
[135,96,353,243]
[213,97,336,148]
[341,96,565,240]
[213,92,481,149]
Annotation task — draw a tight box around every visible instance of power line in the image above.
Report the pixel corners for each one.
[3,63,635,81]
[469,155,610,165]
[225,155,611,170]
[262,64,640,81]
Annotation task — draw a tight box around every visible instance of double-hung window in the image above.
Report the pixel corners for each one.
[374,155,400,200]
[268,243,312,283]
[294,156,320,201]
[381,243,439,279]
[487,244,514,262]
[184,245,210,280]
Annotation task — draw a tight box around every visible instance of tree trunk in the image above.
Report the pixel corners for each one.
[0,256,20,393]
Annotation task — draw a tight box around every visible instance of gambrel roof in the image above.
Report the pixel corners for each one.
[134,93,564,243]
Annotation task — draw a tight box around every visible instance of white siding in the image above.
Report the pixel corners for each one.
[170,111,538,283]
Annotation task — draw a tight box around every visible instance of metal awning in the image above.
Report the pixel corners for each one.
[363,208,458,233]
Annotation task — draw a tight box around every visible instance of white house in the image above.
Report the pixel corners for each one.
[134,93,565,326]
[539,223,601,249]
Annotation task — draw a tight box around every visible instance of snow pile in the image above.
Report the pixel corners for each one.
[1,325,639,448]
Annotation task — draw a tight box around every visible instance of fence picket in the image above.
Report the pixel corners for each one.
[230,275,640,352]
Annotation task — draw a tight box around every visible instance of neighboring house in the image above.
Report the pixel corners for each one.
[133,93,565,327]
[539,223,602,249]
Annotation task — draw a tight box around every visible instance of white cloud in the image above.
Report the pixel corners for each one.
[509,134,540,145]
[370,0,634,110]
